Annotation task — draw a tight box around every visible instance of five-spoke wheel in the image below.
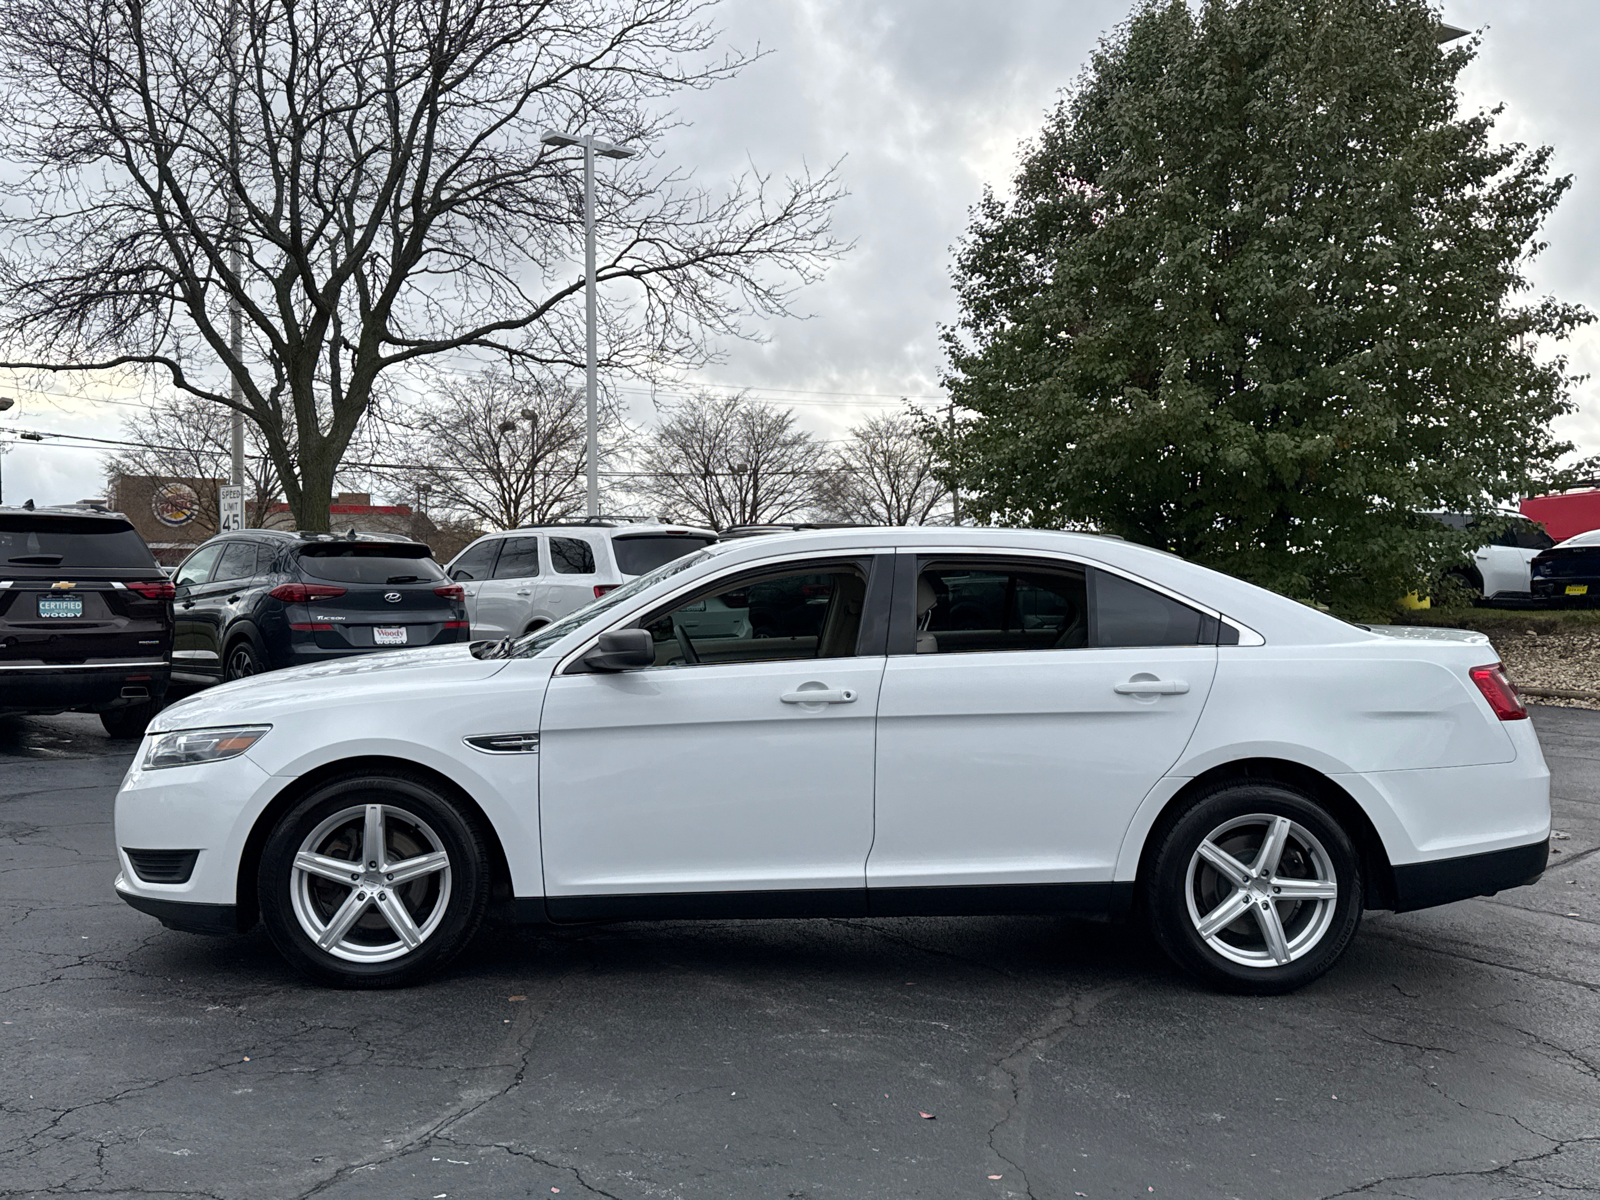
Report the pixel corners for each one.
[259,772,489,987]
[1146,782,1363,993]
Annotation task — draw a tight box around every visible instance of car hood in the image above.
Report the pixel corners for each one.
[149,646,510,732]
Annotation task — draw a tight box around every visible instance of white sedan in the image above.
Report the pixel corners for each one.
[114,528,1550,993]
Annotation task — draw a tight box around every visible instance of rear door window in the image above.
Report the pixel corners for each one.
[174,544,223,588]
[915,564,1089,654]
[0,516,157,570]
[213,542,258,582]
[550,537,596,575]
[491,536,541,579]
[297,544,447,585]
[1091,569,1213,647]
[612,534,716,576]
[449,540,499,581]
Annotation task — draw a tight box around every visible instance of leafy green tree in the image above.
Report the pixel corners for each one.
[941,0,1590,613]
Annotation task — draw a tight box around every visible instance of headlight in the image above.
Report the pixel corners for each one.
[142,726,271,770]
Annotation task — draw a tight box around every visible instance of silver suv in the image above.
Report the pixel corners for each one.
[445,522,717,639]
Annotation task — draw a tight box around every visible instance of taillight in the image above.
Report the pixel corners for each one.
[594,584,618,598]
[1470,663,1528,721]
[289,621,334,632]
[126,581,176,600]
[434,584,465,602]
[269,583,347,603]
[444,620,469,629]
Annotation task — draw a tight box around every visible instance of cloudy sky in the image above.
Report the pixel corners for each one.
[5,0,1599,506]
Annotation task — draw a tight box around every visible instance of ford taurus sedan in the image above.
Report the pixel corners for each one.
[113,528,1550,993]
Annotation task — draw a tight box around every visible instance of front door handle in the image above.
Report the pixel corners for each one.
[781,686,858,705]
[182,600,195,609]
[1115,678,1189,696]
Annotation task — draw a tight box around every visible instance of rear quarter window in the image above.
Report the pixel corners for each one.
[0,516,157,569]
[297,544,446,585]
[550,537,596,575]
[1092,569,1214,647]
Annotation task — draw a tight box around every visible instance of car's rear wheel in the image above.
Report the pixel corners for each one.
[258,772,491,987]
[224,637,264,681]
[1144,782,1363,994]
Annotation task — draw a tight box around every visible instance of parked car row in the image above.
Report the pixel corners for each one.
[0,508,733,739]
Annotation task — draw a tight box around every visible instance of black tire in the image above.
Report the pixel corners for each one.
[1144,781,1363,995]
[224,635,266,682]
[100,700,159,739]
[257,771,491,988]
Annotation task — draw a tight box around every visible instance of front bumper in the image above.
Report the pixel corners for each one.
[0,662,171,715]
[1391,838,1548,911]
[115,875,240,934]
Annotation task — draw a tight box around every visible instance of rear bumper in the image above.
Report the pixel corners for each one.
[1391,838,1549,912]
[1530,577,1600,600]
[0,662,171,714]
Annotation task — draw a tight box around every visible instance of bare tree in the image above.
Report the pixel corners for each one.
[634,393,825,528]
[373,369,630,530]
[105,394,282,527]
[815,411,948,526]
[0,0,844,529]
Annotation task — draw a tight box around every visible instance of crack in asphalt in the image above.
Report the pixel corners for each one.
[983,984,1128,1200]
[286,962,593,1200]
[1316,1133,1600,1198]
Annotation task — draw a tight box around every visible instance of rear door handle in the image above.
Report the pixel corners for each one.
[781,687,858,705]
[516,590,532,596]
[1115,678,1189,695]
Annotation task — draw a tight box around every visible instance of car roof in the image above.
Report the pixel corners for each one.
[0,504,133,522]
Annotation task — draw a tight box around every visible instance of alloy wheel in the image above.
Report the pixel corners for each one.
[227,646,258,680]
[1183,813,1338,968]
[289,803,453,963]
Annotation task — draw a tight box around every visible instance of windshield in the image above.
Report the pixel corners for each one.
[612,533,716,576]
[514,549,716,656]
[0,516,156,568]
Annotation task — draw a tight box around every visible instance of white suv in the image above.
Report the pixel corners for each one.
[445,522,716,639]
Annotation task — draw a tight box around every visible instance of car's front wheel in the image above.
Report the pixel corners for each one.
[1144,782,1363,994]
[258,772,491,987]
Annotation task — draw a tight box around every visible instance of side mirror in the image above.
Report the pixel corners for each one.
[582,628,655,673]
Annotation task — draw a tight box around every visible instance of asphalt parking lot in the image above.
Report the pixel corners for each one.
[1,708,1598,1200]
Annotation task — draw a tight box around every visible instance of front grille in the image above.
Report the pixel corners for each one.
[124,848,199,884]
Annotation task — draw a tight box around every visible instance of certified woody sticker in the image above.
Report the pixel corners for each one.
[151,482,201,527]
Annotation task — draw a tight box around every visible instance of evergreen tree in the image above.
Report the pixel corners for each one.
[942,0,1589,613]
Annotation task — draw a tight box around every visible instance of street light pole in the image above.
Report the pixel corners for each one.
[540,129,635,519]
[0,397,12,505]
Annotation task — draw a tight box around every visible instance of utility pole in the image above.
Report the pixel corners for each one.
[539,129,636,519]
[227,0,244,491]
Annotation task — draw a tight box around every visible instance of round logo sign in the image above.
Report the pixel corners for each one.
[151,482,201,528]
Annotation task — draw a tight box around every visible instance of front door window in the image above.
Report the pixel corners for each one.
[642,564,869,667]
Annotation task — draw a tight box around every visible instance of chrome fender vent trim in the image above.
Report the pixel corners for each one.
[464,732,540,754]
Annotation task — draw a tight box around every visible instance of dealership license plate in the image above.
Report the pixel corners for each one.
[1567,585,1589,596]
[373,627,408,646]
[38,597,83,618]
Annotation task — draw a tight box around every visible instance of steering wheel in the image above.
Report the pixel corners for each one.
[675,623,700,665]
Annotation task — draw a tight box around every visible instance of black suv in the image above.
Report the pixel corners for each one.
[0,505,173,737]
[171,530,468,683]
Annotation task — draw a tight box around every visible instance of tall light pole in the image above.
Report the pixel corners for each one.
[540,129,635,519]
[0,397,12,505]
